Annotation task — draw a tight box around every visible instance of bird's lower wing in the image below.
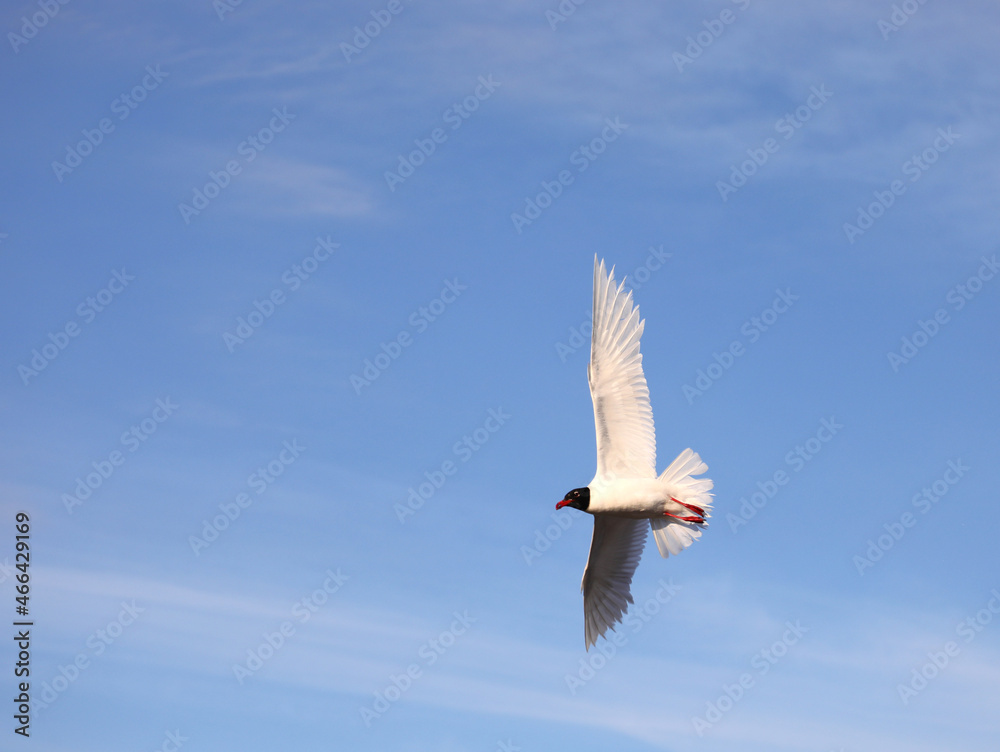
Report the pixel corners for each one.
[581,515,647,650]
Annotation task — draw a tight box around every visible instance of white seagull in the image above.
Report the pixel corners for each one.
[557,257,713,650]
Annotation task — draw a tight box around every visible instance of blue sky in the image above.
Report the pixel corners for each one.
[2,0,999,749]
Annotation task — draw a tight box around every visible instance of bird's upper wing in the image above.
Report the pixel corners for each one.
[588,256,656,482]
[581,515,647,649]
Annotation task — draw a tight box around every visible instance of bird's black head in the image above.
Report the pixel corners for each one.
[556,487,590,511]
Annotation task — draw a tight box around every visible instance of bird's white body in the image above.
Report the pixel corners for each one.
[587,478,685,518]
[562,257,714,650]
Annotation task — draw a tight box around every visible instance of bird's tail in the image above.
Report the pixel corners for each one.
[650,448,714,558]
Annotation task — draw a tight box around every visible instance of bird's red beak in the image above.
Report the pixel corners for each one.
[556,499,571,509]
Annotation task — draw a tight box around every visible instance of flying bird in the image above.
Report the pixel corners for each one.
[557,257,713,650]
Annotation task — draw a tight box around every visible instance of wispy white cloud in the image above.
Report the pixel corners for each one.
[34,566,1000,750]
[235,157,374,218]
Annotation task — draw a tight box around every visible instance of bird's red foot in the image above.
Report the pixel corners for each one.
[672,497,706,517]
[663,511,706,525]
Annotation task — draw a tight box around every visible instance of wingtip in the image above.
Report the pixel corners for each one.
[595,255,608,286]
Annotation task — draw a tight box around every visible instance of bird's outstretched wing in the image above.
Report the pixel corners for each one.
[588,256,656,482]
[581,515,647,649]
